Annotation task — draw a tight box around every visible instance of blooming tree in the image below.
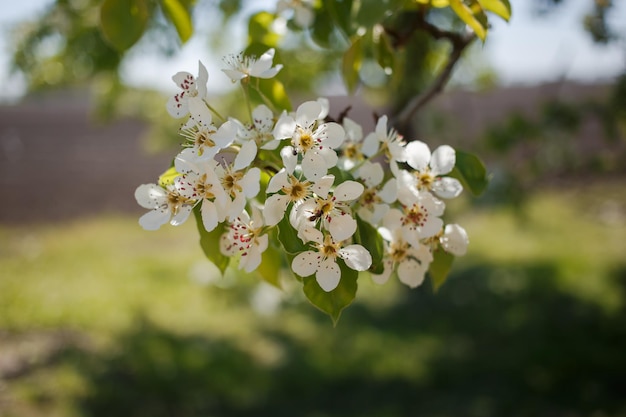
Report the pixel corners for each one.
[105,0,505,321]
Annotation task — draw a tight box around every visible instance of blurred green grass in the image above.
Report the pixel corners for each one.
[0,183,625,417]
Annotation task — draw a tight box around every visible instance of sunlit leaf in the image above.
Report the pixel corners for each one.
[160,0,193,43]
[193,206,229,275]
[449,0,487,41]
[355,0,389,28]
[303,259,358,324]
[277,214,307,255]
[449,149,489,196]
[479,0,511,21]
[373,28,394,74]
[248,11,280,47]
[158,166,180,187]
[429,249,454,292]
[342,36,363,94]
[100,0,151,52]
[254,78,292,113]
[415,0,450,6]
[256,239,284,288]
[325,0,354,38]
[354,215,385,274]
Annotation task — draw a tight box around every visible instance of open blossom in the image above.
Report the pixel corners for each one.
[177,97,237,163]
[220,208,268,273]
[232,104,278,151]
[292,228,372,292]
[215,154,261,221]
[337,117,365,170]
[274,100,345,181]
[263,169,334,226]
[166,61,209,119]
[222,48,283,83]
[362,115,406,169]
[404,142,463,199]
[292,179,364,242]
[174,158,229,232]
[355,161,397,226]
[135,183,194,231]
[385,188,445,247]
[372,227,433,288]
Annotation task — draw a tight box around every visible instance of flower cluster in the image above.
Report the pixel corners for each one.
[135,49,469,304]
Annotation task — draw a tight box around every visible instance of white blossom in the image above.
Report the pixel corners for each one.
[273,100,345,181]
[385,189,445,247]
[222,48,283,83]
[292,228,372,292]
[135,183,194,231]
[338,117,365,170]
[404,142,463,199]
[166,61,209,119]
[220,208,269,273]
[362,115,406,169]
[355,161,397,225]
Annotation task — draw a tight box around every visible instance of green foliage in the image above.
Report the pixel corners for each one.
[303,259,358,324]
[354,215,385,274]
[450,150,489,196]
[193,206,230,275]
[428,248,454,291]
[342,36,364,94]
[160,0,194,44]
[100,0,152,52]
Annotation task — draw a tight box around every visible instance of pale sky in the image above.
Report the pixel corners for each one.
[0,0,624,101]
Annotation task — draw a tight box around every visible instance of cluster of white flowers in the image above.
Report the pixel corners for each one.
[135,49,469,294]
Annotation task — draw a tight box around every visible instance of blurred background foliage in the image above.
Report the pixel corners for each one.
[1,0,626,416]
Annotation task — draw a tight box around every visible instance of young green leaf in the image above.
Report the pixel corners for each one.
[342,36,363,94]
[193,206,229,275]
[160,0,194,44]
[449,150,489,196]
[479,0,511,21]
[100,0,151,52]
[277,215,308,255]
[255,241,284,288]
[429,249,454,292]
[354,215,385,274]
[303,259,358,325]
[449,0,487,41]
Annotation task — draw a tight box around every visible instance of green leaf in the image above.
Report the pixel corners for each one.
[325,0,355,38]
[449,0,487,41]
[373,30,394,75]
[277,214,308,255]
[158,166,180,187]
[303,259,358,324]
[193,206,229,275]
[449,150,489,196]
[429,249,454,292]
[160,0,193,43]
[255,242,284,288]
[354,215,385,274]
[479,0,511,21]
[355,0,389,28]
[311,8,334,48]
[342,36,363,94]
[100,0,151,52]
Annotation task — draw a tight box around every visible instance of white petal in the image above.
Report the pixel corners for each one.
[317,97,329,119]
[213,120,237,148]
[296,101,323,129]
[369,203,389,225]
[358,161,384,187]
[316,258,341,292]
[361,132,379,157]
[333,180,364,201]
[281,146,298,174]
[258,65,283,79]
[318,147,338,169]
[174,148,200,174]
[318,122,345,149]
[371,259,393,285]
[170,204,192,226]
[266,169,289,194]
[220,233,237,256]
[172,71,193,89]
[187,97,213,127]
[252,104,274,131]
[328,214,357,242]
[379,178,397,204]
[420,216,443,240]
[292,251,321,277]
[430,145,456,176]
[343,117,363,142]
[166,94,188,118]
[234,140,258,171]
[227,192,246,220]
[139,209,169,231]
[397,259,427,288]
[405,141,431,171]
[440,224,469,256]
[302,150,327,181]
[250,48,276,76]
[340,244,372,271]
[311,175,334,199]
[300,226,324,244]
[263,194,289,226]
[222,69,246,82]
[273,112,296,139]
[201,201,219,231]
[382,208,403,231]
[432,177,463,199]
[196,61,209,98]
[241,168,261,198]
[375,115,388,138]
[135,184,166,209]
